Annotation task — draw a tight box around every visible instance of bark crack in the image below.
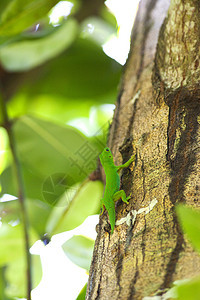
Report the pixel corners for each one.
[159,228,184,289]
[141,156,146,203]
[110,87,124,148]
[127,257,139,300]
[164,92,200,288]
[167,93,199,205]
[141,217,147,263]
[126,0,159,137]
[125,92,139,141]
[116,252,124,296]
[135,0,158,81]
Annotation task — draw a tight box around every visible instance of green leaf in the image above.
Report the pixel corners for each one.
[176,205,200,253]
[27,199,52,236]
[19,96,96,125]
[5,254,42,298]
[0,127,9,174]
[0,197,51,237]
[45,182,80,234]
[176,277,200,300]
[10,37,121,100]
[0,163,44,200]
[0,223,38,266]
[0,0,60,36]
[5,38,120,126]
[0,224,25,265]
[0,198,19,225]
[1,116,102,215]
[76,283,87,300]
[0,19,79,71]
[101,5,117,28]
[46,180,103,236]
[0,97,4,125]
[13,115,98,181]
[0,267,6,300]
[80,16,116,45]
[0,1,8,15]
[62,235,94,271]
[39,37,121,99]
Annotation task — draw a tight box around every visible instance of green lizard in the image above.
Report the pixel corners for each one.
[99,147,135,234]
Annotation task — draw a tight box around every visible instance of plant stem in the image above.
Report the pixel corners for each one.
[0,96,32,300]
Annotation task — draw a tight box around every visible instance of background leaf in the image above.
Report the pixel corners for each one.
[1,164,44,200]
[46,180,103,236]
[5,254,42,298]
[6,37,121,120]
[80,16,116,45]
[0,198,51,237]
[0,224,25,265]
[0,19,79,71]
[0,223,38,265]
[176,277,200,300]
[0,127,9,173]
[27,199,52,236]
[0,267,7,300]
[76,283,87,300]
[0,0,60,36]
[30,37,120,99]
[13,115,97,177]
[3,115,102,203]
[62,235,94,271]
[176,205,200,253]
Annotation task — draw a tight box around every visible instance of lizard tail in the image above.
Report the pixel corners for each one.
[107,207,115,234]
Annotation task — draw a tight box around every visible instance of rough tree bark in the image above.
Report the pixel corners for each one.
[86,0,200,299]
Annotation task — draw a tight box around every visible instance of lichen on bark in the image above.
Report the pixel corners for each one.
[154,0,200,92]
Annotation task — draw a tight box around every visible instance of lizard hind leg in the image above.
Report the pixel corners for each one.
[113,190,131,204]
[100,198,105,215]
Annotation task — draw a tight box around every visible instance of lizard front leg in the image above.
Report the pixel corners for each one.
[117,153,135,173]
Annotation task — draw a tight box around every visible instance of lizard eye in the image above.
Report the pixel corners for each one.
[105,148,109,151]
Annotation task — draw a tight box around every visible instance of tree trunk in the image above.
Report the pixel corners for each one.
[86,0,200,299]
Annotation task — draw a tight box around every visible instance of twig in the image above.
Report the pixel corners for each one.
[0,95,32,300]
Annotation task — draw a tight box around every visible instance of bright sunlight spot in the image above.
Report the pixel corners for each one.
[0,194,17,202]
[31,215,98,300]
[49,0,139,64]
[104,0,139,64]
[49,1,74,25]
[67,104,115,136]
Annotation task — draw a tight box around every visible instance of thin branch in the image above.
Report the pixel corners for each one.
[0,95,32,300]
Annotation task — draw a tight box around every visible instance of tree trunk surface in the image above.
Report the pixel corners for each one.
[86,0,200,299]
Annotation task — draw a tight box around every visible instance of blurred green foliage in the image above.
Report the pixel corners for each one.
[62,235,95,271]
[172,205,200,300]
[76,283,87,300]
[0,0,121,298]
[176,205,200,254]
[46,180,103,235]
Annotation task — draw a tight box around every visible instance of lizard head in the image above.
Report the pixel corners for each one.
[99,147,114,165]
